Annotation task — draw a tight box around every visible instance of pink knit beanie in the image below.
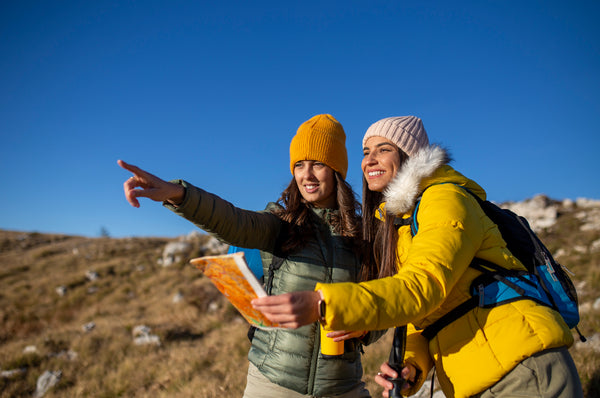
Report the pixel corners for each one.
[362,116,429,156]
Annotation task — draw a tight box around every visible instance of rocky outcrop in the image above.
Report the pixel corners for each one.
[159,231,228,267]
[501,195,600,233]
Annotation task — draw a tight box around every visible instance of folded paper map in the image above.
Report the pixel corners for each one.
[190,252,280,329]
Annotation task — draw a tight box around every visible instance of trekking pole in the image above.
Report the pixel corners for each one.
[387,325,407,398]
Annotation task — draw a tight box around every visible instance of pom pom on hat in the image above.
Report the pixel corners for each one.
[362,116,429,156]
[290,114,348,179]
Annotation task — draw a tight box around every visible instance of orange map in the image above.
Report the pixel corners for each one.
[191,252,280,329]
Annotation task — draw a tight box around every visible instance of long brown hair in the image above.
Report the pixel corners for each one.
[359,145,409,281]
[272,171,368,277]
[360,181,399,280]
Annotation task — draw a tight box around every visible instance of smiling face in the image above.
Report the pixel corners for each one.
[362,136,404,192]
[293,160,337,208]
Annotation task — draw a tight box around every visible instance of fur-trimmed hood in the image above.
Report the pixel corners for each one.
[383,145,485,215]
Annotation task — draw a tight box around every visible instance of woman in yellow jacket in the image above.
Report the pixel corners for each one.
[253,116,583,398]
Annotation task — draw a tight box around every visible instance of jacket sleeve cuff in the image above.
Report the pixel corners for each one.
[403,324,434,394]
[163,180,195,213]
[315,283,331,326]
[314,282,357,329]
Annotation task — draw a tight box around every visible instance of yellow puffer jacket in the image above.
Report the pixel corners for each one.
[316,146,573,398]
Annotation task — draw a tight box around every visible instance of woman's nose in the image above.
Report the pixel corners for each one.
[364,152,377,165]
[298,166,315,179]
[305,168,317,179]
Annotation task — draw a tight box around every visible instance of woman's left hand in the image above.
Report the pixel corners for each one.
[251,291,321,328]
[326,330,366,342]
[375,361,419,397]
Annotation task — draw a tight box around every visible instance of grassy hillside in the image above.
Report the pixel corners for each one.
[0,204,598,398]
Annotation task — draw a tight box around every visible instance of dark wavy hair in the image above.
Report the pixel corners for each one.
[272,171,370,279]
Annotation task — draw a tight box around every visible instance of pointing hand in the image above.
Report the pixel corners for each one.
[118,159,184,208]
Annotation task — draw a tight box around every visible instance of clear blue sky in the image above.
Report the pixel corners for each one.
[1,1,599,238]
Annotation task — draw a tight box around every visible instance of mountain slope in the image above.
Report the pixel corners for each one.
[1,195,599,397]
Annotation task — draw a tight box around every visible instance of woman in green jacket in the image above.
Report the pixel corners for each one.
[252,116,583,398]
[118,114,381,398]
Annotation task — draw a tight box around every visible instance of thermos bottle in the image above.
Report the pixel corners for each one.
[320,324,344,356]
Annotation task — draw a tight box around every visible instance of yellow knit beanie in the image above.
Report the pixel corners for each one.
[289,114,348,179]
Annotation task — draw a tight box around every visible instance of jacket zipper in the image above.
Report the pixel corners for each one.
[307,322,320,395]
[308,221,335,395]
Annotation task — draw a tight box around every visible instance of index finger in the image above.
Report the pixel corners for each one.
[117,159,145,175]
[374,372,394,394]
[326,330,348,338]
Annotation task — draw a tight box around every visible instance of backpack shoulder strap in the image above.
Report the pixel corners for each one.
[420,295,479,340]
[248,251,285,342]
[265,254,285,295]
[411,184,503,340]
[264,226,289,295]
[407,183,462,236]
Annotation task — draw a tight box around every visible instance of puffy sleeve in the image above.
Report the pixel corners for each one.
[163,179,283,252]
[403,323,434,395]
[315,183,486,331]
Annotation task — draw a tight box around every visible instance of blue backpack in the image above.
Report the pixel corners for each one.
[227,246,264,280]
[403,185,585,341]
[227,245,285,342]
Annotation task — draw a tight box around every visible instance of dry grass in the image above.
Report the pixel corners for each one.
[1,205,599,398]
[0,231,251,397]
[540,213,600,397]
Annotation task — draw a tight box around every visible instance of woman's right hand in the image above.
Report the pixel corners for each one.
[118,160,185,208]
[375,361,418,397]
[251,291,321,328]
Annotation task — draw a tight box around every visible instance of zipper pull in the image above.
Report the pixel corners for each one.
[560,262,576,277]
[543,252,558,282]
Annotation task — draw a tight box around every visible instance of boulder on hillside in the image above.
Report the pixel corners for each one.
[159,233,228,267]
[34,370,62,398]
[160,241,192,267]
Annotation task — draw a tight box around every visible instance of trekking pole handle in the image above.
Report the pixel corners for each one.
[387,325,407,398]
[387,373,405,398]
